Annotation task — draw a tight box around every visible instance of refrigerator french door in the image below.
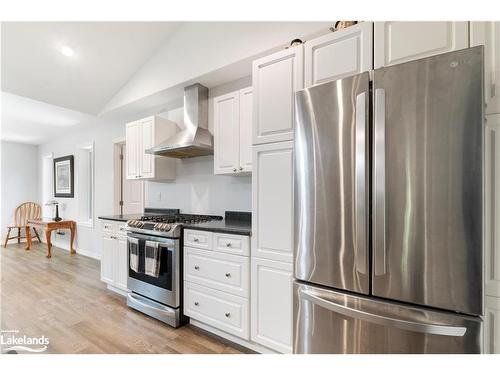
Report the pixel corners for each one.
[293,47,484,354]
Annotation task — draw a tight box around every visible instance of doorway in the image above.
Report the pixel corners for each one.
[113,141,144,215]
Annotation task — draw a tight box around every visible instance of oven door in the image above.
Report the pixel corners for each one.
[127,232,180,308]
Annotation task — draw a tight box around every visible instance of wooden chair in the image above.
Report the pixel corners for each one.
[4,202,42,248]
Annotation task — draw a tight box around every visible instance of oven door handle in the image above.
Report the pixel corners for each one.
[127,293,177,317]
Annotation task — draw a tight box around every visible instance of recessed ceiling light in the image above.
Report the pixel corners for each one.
[60,46,74,57]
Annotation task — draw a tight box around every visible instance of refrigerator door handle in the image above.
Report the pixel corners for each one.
[300,288,467,337]
[374,88,387,276]
[355,92,367,274]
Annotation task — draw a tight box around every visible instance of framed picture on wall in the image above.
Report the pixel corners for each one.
[54,155,74,198]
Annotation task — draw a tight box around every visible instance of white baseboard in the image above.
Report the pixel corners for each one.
[189,319,277,354]
[42,238,100,260]
[107,284,128,297]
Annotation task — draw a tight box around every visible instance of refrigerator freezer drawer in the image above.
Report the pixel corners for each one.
[293,281,482,354]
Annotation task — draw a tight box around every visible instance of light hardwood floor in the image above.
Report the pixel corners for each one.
[1,242,248,354]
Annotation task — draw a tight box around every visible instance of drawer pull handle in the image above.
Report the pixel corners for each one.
[193,238,199,242]
[120,227,125,231]
[225,273,231,277]
[194,302,199,306]
[225,312,231,318]
[226,243,232,247]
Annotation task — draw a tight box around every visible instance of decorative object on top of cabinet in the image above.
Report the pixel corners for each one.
[251,257,293,353]
[305,22,373,87]
[252,141,294,263]
[252,45,304,145]
[374,21,469,68]
[332,21,358,31]
[213,87,253,175]
[485,114,500,298]
[289,39,303,47]
[471,22,500,115]
[125,116,177,180]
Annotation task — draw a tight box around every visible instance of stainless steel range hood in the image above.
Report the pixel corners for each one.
[146,83,213,158]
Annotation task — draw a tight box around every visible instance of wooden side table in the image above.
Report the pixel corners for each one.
[26,218,76,258]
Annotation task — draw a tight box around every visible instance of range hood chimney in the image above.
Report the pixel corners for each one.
[146,83,213,158]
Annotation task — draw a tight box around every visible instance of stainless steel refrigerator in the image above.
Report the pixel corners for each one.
[293,47,484,354]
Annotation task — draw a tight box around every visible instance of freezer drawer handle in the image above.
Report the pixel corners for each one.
[300,289,467,337]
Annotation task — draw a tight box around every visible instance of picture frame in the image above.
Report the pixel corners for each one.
[54,155,74,198]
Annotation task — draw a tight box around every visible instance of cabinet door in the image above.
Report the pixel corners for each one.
[305,22,373,87]
[485,296,500,354]
[252,141,293,263]
[374,21,469,68]
[252,45,303,145]
[101,236,115,285]
[125,121,140,179]
[214,91,240,174]
[116,237,128,291]
[139,117,155,179]
[251,257,293,353]
[239,87,253,172]
[471,22,500,115]
[486,114,500,297]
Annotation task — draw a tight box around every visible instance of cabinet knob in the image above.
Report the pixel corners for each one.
[239,167,243,171]
[193,238,199,242]
[226,243,232,247]
[194,302,199,306]
[225,312,230,318]
[194,265,200,270]
[233,168,237,172]
[225,272,231,278]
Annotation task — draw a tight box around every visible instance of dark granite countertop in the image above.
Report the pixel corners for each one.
[98,210,251,235]
[98,214,142,222]
[183,218,251,236]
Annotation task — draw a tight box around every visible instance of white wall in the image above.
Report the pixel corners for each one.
[1,141,39,240]
[102,22,333,114]
[146,156,251,215]
[37,120,123,259]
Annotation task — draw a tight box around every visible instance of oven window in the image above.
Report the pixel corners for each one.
[128,239,173,291]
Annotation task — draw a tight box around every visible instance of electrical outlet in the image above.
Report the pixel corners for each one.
[157,192,162,201]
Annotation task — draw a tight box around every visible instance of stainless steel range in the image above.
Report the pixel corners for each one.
[125,213,222,327]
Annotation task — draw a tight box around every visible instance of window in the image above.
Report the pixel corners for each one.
[41,153,54,217]
[77,142,95,227]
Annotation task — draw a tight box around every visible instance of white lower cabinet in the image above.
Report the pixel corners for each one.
[100,220,128,293]
[184,281,249,340]
[183,230,251,342]
[485,296,500,354]
[251,257,293,353]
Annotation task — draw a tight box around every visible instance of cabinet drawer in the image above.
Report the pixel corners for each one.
[213,233,250,256]
[184,281,249,339]
[101,221,116,233]
[185,247,249,297]
[184,229,213,250]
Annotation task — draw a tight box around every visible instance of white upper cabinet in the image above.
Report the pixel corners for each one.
[125,121,140,180]
[239,87,253,172]
[252,45,304,145]
[214,91,240,174]
[374,22,469,68]
[213,87,253,175]
[125,116,177,180]
[485,114,500,298]
[305,22,373,87]
[471,22,500,115]
[252,141,294,263]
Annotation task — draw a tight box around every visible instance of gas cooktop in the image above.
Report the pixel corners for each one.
[126,213,223,238]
